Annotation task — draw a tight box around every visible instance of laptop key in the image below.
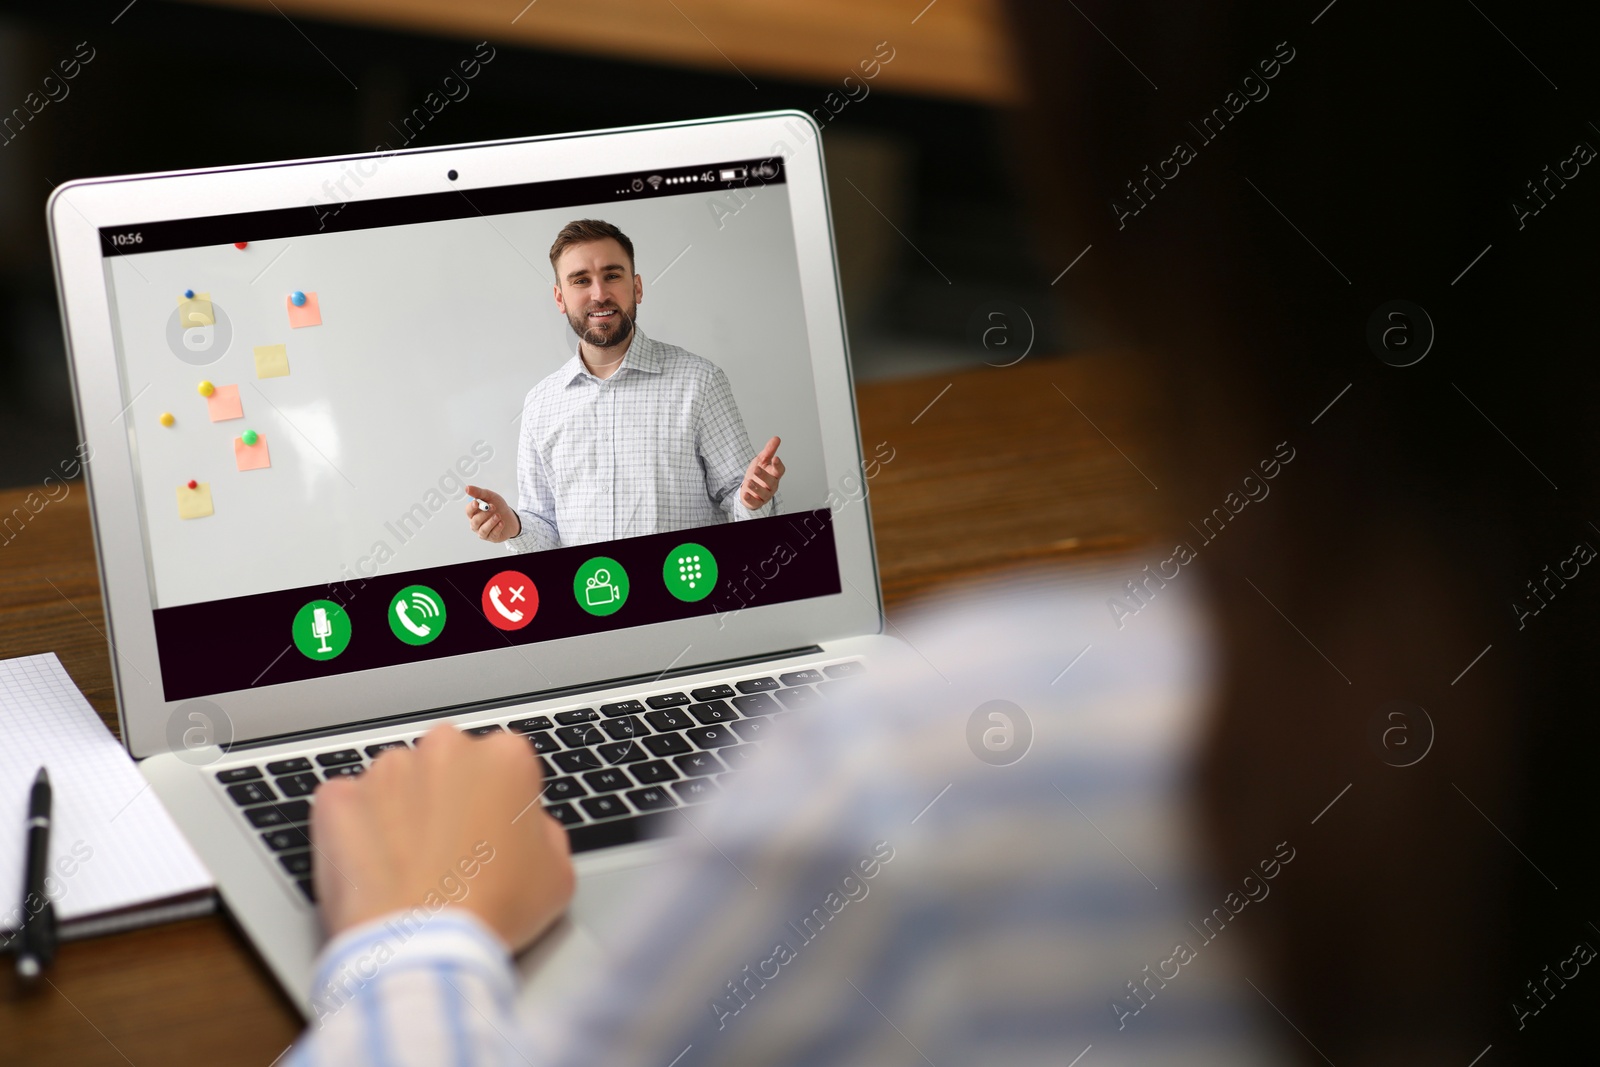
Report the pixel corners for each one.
[226,781,276,806]
[672,778,720,804]
[508,715,557,732]
[216,766,263,784]
[579,795,628,820]
[465,724,504,737]
[601,715,647,740]
[645,692,690,709]
[775,685,821,709]
[690,684,737,701]
[673,751,726,777]
[276,773,320,797]
[598,740,648,764]
[779,669,825,686]
[261,826,310,851]
[541,777,586,801]
[525,731,560,755]
[315,749,363,767]
[266,757,315,775]
[297,878,317,903]
[735,677,780,693]
[599,700,645,718]
[718,772,744,790]
[721,744,763,770]
[537,756,554,778]
[688,700,739,725]
[645,708,694,732]
[279,850,314,876]
[627,787,677,812]
[551,709,598,726]
[731,693,781,717]
[631,759,679,784]
[641,733,692,757]
[245,800,310,828]
[556,725,605,748]
[687,725,738,749]
[324,764,364,780]
[582,768,632,794]
[364,742,408,758]
[552,749,603,774]
[729,718,771,743]
[824,661,865,678]
[544,802,584,826]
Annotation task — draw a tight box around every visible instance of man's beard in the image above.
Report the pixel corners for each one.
[568,301,636,349]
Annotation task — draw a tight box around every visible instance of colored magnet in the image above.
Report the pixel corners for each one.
[286,291,321,328]
[187,479,197,489]
[234,242,248,249]
[178,291,214,328]
[197,380,215,397]
[252,343,290,378]
[177,482,213,520]
[234,433,271,471]
[206,384,243,422]
[290,291,306,307]
[160,412,175,427]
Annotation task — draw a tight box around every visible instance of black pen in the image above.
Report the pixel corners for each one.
[15,766,55,982]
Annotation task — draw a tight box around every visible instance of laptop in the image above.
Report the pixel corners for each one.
[46,111,899,1018]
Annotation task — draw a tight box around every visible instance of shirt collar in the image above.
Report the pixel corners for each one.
[562,325,661,386]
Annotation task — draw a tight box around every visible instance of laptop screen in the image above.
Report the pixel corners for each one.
[96,156,844,701]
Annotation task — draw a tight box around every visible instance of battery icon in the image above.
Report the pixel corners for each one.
[718,167,747,182]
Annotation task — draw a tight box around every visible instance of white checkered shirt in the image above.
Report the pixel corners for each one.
[505,327,777,553]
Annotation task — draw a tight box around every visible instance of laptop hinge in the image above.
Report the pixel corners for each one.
[221,644,825,753]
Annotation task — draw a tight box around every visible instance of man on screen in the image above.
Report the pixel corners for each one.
[465,219,784,552]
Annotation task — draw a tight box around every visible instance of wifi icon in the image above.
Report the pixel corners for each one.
[646,174,663,190]
[389,584,447,645]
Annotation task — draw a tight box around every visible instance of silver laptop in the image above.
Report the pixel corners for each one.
[46,111,898,1017]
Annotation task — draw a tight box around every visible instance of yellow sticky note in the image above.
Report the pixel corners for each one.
[286,292,322,329]
[178,291,214,328]
[253,344,290,378]
[176,482,213,519]
[206,384,243,422]
[234,434,271,471]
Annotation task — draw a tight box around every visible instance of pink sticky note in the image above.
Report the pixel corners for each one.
[206,384,243,422]
[286,292,322,328]
[234,434,271,471]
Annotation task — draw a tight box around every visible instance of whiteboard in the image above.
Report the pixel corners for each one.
[107,184,825,608]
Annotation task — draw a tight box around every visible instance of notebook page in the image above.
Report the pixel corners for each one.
[0,653,213,934]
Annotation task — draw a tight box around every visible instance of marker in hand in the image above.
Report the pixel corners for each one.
[464,485,520,543]
[740,436,785,509]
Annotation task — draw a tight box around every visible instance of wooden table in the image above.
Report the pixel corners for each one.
[0,353,1158,1064]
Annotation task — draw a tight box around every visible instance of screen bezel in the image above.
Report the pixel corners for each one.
[48,111,883,759]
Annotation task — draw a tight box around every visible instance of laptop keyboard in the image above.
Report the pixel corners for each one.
[212,661,866,905]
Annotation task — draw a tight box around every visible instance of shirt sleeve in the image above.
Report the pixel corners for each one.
[697,365,779,522]
[287,908,531,1067]
[507,395,562,553]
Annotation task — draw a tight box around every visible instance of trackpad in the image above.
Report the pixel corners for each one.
[514,848,688,1023]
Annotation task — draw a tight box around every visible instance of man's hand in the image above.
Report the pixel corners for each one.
[311,723,575,952]
[464,485,522,543]
[740,436,785,510]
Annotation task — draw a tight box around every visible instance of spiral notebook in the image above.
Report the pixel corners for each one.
[0,653,214,943]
